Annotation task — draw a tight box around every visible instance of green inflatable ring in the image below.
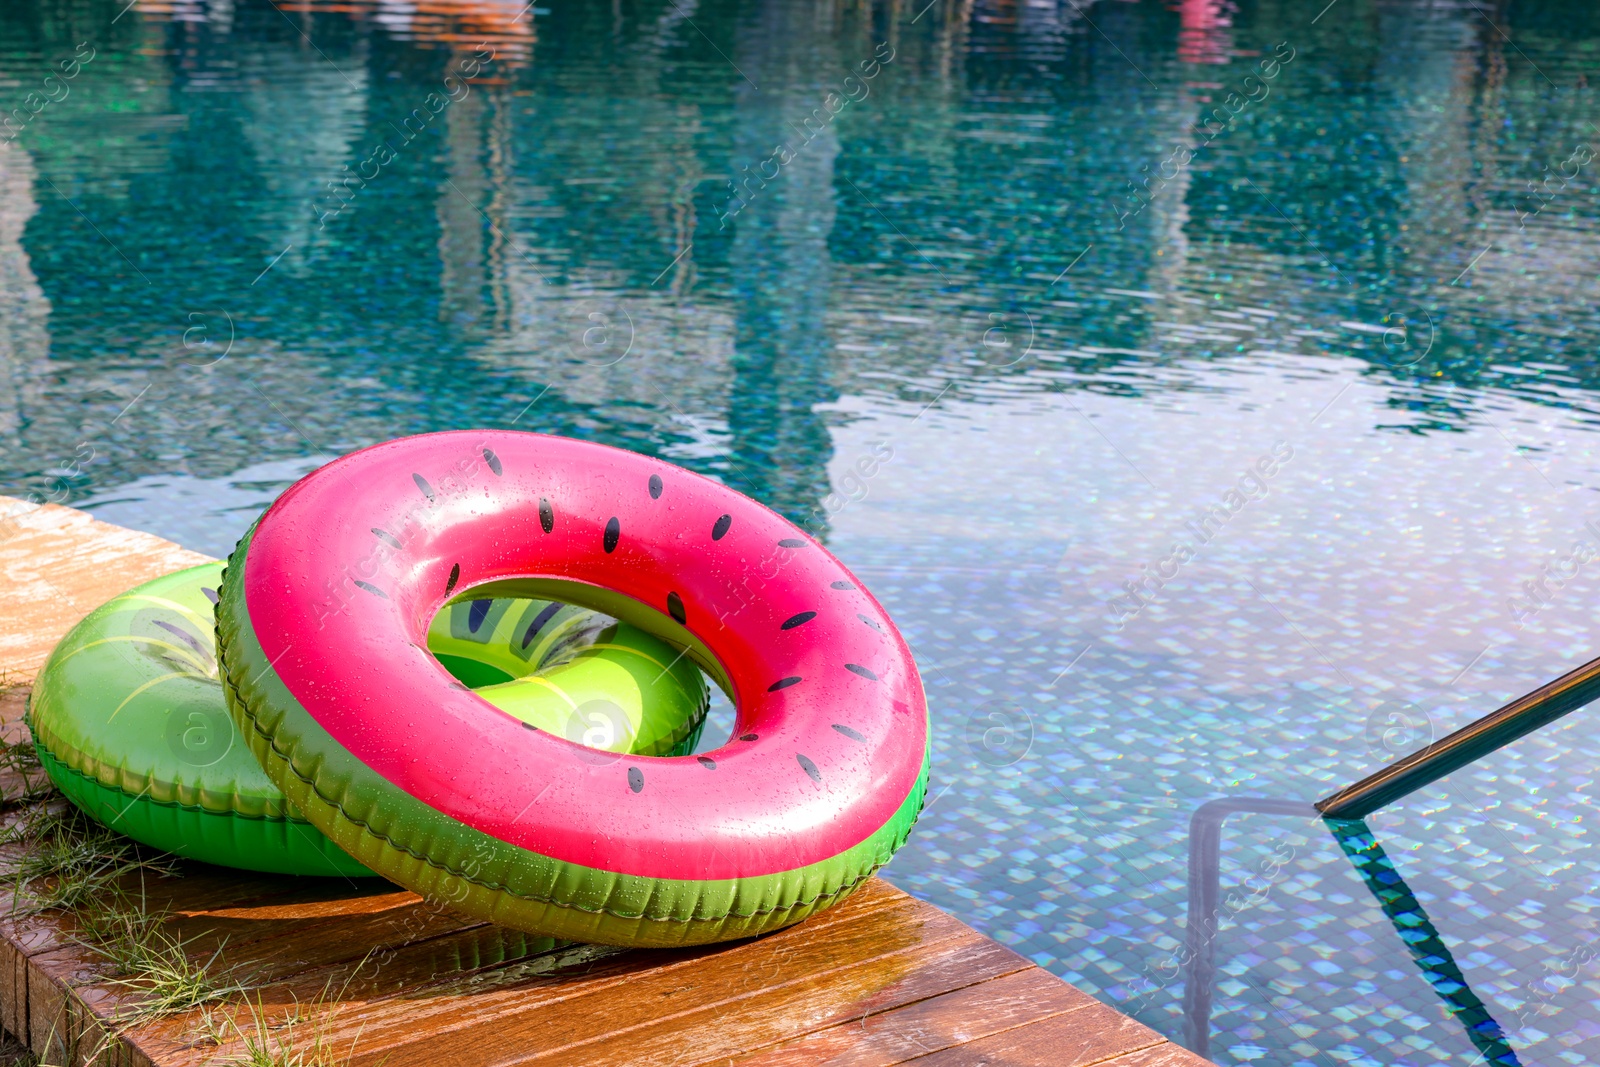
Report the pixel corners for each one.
[428,595,708,758]
[27,563,707,876]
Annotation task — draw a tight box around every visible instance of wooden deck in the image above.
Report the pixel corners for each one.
[0,499,1212,1067]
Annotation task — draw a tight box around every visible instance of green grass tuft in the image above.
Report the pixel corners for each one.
[1,803,176,915]
[1,800,248,1047]
[203,989,362,1067]
[0,1033,39,1067]
[76,898,252,1024]
[0,674,51,807]
[0,731,360,1064]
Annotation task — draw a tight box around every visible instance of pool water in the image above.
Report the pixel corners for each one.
[4,0,1600,1062]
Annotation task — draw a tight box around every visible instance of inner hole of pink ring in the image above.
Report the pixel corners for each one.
[425,581,737,757]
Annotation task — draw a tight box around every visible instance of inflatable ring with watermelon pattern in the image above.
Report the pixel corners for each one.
[217,430,929,946]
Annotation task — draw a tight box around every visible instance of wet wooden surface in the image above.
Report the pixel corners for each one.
[0,500,1214,1066]
[0,500,210,684]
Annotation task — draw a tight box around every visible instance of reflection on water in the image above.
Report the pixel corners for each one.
[4,0,1600,1062]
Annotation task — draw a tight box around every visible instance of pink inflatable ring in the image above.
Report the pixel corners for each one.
[217,430,929,946]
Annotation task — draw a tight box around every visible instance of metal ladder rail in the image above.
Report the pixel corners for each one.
[1182,797,1316,1056]
[1316,649,1600,818]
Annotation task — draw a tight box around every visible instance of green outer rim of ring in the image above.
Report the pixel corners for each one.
[218,521,930,947]
[30,738,375,878]
[25,684,304,821]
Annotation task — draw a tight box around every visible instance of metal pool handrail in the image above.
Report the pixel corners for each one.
[1182,797,1317,1057]
[1317,649,1600,818]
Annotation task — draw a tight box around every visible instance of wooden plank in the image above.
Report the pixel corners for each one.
[126,888,903,1066]
[122,876,918,1065]
[0,500,1214,1067]
[1097,1043,1219,1067]
[727,967,1096,1067]
[889,1000,1171,1067]
[337,893,989,1066]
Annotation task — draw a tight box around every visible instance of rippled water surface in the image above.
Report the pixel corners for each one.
[5,0,1600,1062]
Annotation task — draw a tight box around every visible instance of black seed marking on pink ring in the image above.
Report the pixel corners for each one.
[667,592,686,625]
[445,564,460,595]
[649,474,663,499]
[739,733,759,742]
[413,473,435,502]
[355,581,388,599]
[797,754,822,782]
[522,602,563,648]
[521,722,538,731]
[468,599,492,633]
[830,581,855,590]
[768,677,802,692]
[697,756,717,769]
[372,528,402,550]
[845,663,878,681]
[604,517,620,553]
[201,587,219,604]
[628,767,644,793]
[832,724,866,742]
[778,538,806,548]
[482,447,502,475]
[781,611,816,631]
[712,514,732,541]
[539,498,554,533]
[858,614,884,633]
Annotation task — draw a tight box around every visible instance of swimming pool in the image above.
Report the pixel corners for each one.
[3,0,1600,1061]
